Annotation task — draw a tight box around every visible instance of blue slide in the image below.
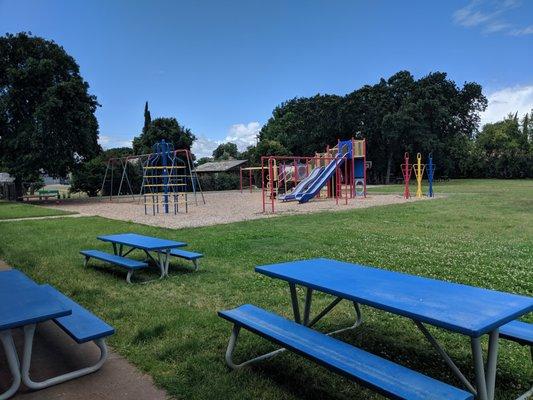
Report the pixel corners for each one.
[296,155,345,203]
[279,166,324,202]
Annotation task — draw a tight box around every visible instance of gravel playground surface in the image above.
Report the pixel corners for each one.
[44,190,433,229]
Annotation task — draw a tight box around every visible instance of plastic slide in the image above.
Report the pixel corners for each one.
[296,154,346,203]
[279,167,325,201]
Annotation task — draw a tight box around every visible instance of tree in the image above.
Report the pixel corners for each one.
[132,117,196,154]
[475,115,532,178]
[259,94,343,156]
[0,32,100,195]
[255,140,290,158]
[196,157,213,166]
[70,147,142,196]
[213,142,239,160]
[258,70,487,182]
[143,101,151,132]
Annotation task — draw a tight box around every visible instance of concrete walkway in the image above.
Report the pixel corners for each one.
[0,262,167,400]
[0,214,82,222]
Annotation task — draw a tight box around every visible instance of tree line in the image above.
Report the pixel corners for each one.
[1,33,531,198]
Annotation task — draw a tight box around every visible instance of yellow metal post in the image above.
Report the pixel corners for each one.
[412,153,426,198]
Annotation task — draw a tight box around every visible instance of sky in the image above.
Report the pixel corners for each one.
[1,0,532,157]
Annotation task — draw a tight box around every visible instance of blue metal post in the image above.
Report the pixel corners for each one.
[427,153,435,198]
[161,140,169,213]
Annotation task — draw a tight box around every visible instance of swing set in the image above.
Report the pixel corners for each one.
[99,140,205,214]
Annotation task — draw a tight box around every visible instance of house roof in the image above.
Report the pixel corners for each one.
[195,159,247,173]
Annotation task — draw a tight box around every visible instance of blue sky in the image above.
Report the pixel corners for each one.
[1,0,532,157]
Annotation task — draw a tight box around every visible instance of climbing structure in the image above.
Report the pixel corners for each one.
[412,153,426,199]
[401,152,412,199]
[141,140,205,215]
[260,138,367,213]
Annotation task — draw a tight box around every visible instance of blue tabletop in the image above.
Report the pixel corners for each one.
[97,233,186,250]
[0,269,39,290]
[256,258,533,337]
[0,270,71,331]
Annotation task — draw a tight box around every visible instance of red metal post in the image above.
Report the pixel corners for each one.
[401,152,411,199]
[261,158,266,212]
[240,167,243,193]
[344,155,348,205]
[363,139,367,197]
[269,157,275,213]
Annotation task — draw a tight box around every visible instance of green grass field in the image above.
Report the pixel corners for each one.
[0,201,75,220]
[0,180,531,399]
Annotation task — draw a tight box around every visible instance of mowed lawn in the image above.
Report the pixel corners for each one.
[0,180,531,399]
[0,200,75,220]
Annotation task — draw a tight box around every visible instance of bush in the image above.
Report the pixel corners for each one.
[198,173,240,191]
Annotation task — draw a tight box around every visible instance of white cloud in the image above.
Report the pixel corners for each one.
[452,0,532,36]
[191,136,220,159]
[509,25,533,36]
[191,121,261,158]
[480,85,533,125]
[224,122,261,151]
[98,135,133,149]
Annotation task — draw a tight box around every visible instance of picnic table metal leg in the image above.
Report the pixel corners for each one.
[112,243,118,255]
[118,244,123,256]
[21,324,109,390]
[122,247,135,257]
[224,325,285,370]
[163,249,170,276]
[414,320,477,395]
[472,336,489,400]
[0,330,21,400]
[414,321,499,400]
[303,288,313,326]
[288,283,301,324]
[289,284,362,333]
[471,329,499,400]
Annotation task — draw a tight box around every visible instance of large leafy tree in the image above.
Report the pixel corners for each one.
[258,70,487,182]
[132,117,195,154]
[212,142,239,160]
[70,147,142,196]
[475,114,532,178]
[0,32,100,195]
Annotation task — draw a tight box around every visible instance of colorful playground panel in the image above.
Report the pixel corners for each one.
[219,258,532,400]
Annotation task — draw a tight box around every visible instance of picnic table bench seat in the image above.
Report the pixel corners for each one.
[80,249,148,283]
[40,284,115,343]
[500,320,533,346]
[219,304,473,400]
[499,320,532,400]
[162,248,203,270]
[20,284,115,392]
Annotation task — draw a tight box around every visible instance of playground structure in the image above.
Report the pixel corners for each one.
[260,139,367,213]
[239,166,262,193]
[100,140,205,214]
[401,152,435,199]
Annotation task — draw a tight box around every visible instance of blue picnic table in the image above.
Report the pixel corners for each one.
[251,258,533,400]
[0,271,70,399]
[97,233,186,278]
[0,270,114,399]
